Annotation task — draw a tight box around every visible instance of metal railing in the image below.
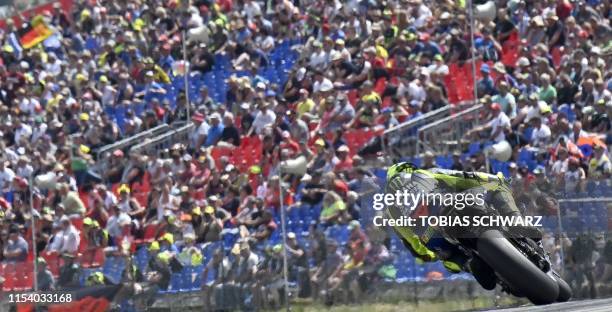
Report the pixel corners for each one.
[94,124,170,161]
[130,123,194,155]
[382,102,479,162]
[381,106,451,163]
[416,104,484,156]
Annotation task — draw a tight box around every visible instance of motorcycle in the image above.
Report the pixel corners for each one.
[385,169,572,305]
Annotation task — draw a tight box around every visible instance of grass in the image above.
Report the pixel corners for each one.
[285,296,528,312]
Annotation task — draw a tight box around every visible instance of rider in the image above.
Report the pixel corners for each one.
[385,162,542,290]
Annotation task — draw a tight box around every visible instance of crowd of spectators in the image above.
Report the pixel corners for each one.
[0,0,610,309]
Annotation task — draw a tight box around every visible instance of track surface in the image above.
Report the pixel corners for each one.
[485,298,612,312]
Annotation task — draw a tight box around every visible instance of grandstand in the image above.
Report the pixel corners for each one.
[0,0,611,311]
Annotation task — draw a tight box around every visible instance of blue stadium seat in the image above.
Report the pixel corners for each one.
[468,143,481,155]
[135,247,150,272]
[102,256,127,284]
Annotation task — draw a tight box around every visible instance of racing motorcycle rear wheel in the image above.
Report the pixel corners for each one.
[477,229,559,305]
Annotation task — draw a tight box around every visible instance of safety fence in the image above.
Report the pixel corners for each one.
[417,104,484,156]
[129,123,194,156]
[94,124,171,161]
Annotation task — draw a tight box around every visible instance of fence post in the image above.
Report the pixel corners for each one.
[557,200,566,277]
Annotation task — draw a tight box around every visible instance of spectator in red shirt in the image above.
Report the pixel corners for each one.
[279,131,300,157]
[334,145,353,173]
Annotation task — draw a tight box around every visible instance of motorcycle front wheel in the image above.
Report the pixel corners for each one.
[476,229,559,305]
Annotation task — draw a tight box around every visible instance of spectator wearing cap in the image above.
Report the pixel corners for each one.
[205,112,224,146]
[530,117,552,148]
[477,64,496,97]
[350,93,379,129]
[286,110,309,145]
[57,252,81,289]
[117,184,144,218]
[469,103,511,143]
[309,41,327,69]
[104,149,126,184]
[492,81,517,118]
[250,100,276,135]
[588,145,611,179]
[334,145,353,172]
[57,182,85,217]
[295,89,315,119]
[145,241,173,292]
[176,185,194,214]
[177,233,203,267]
[36,257,56,291]
[55,215,80,255]
[190,112,210,149]
[551,147,570,178]
[159,233,179,254]
[278,130,298,157]
[193,205,223,243]
[82,217,109,249]
[218,112,240,147]
[178,154,197,184]
[285,231,310,297]
[231,242,260,307]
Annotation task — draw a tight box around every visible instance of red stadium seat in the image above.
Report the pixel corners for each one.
[2,263,16,291]
[12,271,33,291]
[134,223,159,245]
[71,217,84,232]
[347,89,359,107]
[133,192,149,208]
[551,46,563,69]
[211,146,235,170]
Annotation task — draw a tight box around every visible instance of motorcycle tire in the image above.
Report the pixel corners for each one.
[555,275,572,302]
[477,229,559,305]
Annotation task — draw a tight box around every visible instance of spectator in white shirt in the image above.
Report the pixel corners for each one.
[564,157,586,193]
[530,117,551,148]
[551,148,569,178]
[487,103,511,142]
[57,216,80,254]
[190,112,209,149]
[570,121,588,143]
[250,102,276,135]
[97,184,117,210]
[15,156,33,179]
[13,118,32,145]
[309,41,327,69]
[0,159,15,191]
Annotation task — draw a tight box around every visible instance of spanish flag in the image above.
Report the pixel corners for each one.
[18,15,54,49]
